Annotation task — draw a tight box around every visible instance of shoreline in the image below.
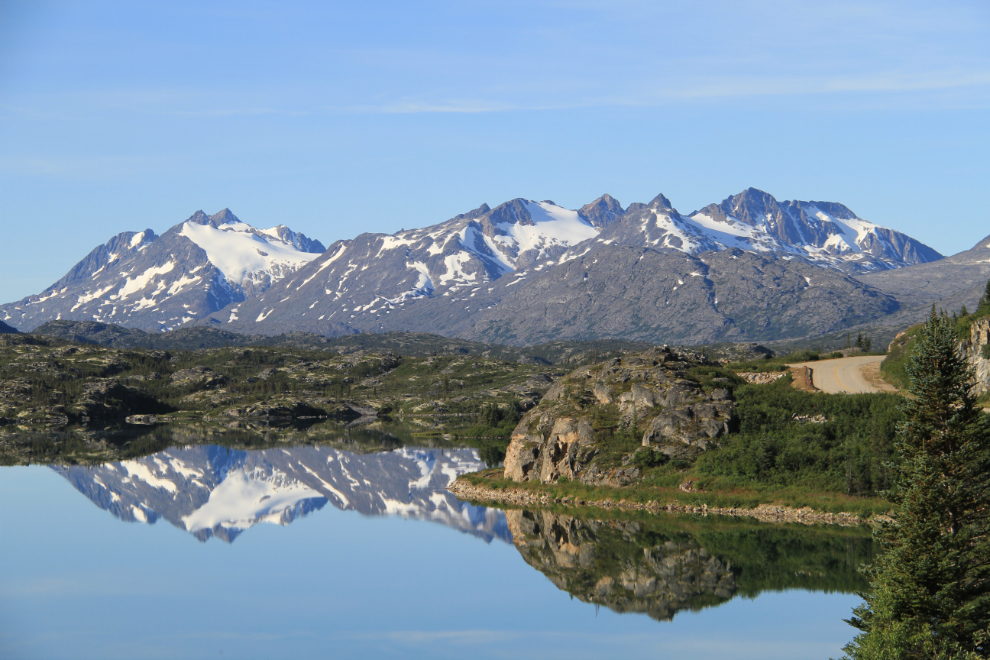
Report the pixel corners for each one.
[448,477,869,527]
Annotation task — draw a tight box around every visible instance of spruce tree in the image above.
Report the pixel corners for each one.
[978,280,990,315]
[844,309,990,658]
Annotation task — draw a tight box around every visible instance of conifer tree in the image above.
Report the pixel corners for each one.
[978,280,990,315]
[844,309,990,659]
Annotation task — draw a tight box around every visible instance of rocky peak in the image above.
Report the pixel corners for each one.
[484,198,534,228]
[261,225,326,253]
[186,208,241,228]
[708,187,781,226]
[579,194,626,229]
[648,193,675,212]
[450,203,491,223]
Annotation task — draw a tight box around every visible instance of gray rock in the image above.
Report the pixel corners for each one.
[503,346,734,486]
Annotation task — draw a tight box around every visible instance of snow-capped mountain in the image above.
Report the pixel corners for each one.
[53,445,509,544]
[213,198,603,334]
[1,189,941,344]
[209,189,933,343]
[598,188,942,272]
[0,209,324,332]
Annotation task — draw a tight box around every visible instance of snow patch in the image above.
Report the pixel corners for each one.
[179,220,319,286]
[115,262,176,300]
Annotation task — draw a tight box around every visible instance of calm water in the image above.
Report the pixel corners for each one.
[0,442,867,660]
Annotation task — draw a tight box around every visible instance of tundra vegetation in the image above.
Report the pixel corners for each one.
[0,332,568,466]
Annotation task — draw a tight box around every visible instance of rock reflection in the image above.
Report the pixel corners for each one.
[507,510,872,621]
[54,444,509,544]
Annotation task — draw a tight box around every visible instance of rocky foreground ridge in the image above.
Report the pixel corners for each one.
[503,346,733,487]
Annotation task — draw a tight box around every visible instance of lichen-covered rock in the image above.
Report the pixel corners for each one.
[503,346,735,485]
[169,366,228,389]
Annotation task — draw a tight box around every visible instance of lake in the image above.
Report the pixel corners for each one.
[0,437,868,659]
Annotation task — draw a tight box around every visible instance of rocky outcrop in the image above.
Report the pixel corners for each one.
[506,510,737,621]
[71,379,167,420]
[962,316,990,396]
[169,366,228,389]
[736,371,787,384]
[504,346,734,486]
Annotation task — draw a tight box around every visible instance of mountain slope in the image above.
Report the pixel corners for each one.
[0,209,324,332]
[843,233,990,330]
[403,245,898,345]
[859,233,990,309]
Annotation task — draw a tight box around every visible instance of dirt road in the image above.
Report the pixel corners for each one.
[786,355,887,394]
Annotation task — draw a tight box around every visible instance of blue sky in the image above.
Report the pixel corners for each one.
[1,0,988,303]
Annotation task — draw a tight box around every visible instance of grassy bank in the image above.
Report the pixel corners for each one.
[458,468,889,517]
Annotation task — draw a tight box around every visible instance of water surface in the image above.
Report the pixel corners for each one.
[0,442,866,659]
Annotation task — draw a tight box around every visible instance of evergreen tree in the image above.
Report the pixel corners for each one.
[961,304,969,317]
[844,309,990,659]
[856,332,864,349]
[978,280,990,315]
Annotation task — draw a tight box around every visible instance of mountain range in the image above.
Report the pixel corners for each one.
[1,188,966,345]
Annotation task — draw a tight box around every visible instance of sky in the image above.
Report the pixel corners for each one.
[1,0,988,304]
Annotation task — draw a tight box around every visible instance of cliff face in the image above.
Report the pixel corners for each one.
[503,346,734,486]
[962,316,990,396]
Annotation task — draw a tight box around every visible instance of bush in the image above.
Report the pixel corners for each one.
[696,381,903,495]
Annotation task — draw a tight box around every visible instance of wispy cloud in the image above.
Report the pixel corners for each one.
[4,64,987,124]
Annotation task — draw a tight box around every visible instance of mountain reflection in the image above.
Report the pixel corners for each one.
[54,445,509,544]
[508,510,873,621]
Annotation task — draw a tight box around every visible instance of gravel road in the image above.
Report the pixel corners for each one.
[787,355,887,394]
